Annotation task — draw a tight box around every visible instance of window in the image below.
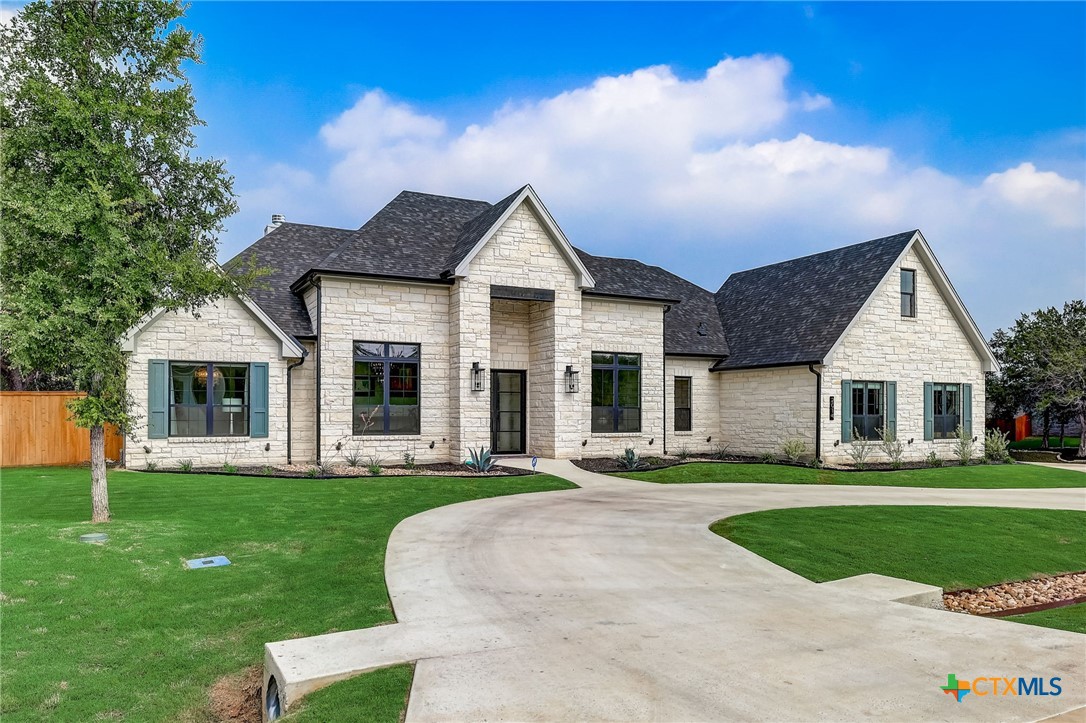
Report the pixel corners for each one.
[900,269,916,317]
[850,381,884,440]
[932,382,961,439]
[353,342,420,435]
[674,377,692,432]
[591,352,641,433]
[169,363,249,437]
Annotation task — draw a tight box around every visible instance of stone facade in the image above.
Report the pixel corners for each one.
[820,246,987,463]
[663,356,722,456]
[124,296,293,469]
[125,219,988,469]
[718,366,818,458]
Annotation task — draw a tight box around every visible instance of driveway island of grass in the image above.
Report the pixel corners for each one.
[618,461,1086,487]
[712,505,1086,633]
[0,466,575,722]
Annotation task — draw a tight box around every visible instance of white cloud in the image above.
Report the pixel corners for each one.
[230,54,1085,334]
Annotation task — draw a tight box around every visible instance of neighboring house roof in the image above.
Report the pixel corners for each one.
[711,231,916,370]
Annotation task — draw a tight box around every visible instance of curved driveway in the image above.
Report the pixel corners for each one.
[266,460,1086,721]
[387,460,1085,722]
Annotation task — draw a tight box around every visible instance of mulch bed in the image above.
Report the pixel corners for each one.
[943,571,1086,617]
[141,462,532,478]
[571,456,1006,474]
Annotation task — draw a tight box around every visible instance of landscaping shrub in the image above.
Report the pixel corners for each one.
[221,462,238,474]
[403,449,417,469]
[675,445,692,461]
[145,461,158,471]
[926,451,943,468]
[178,458,193,472]
[343,443,364,468]
[780,438,808,463]
[366,456,383,476]
[710,443,731,461]
[847,431,874,470]
[617,447,645,470]
[759,452,777,464]
[877,426,905,469]
[984,428,1012,464]
[953,424,975,466]
[466,447,495,473]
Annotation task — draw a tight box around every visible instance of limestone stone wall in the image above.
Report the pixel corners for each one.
[663,356,721,456]
[580,298,666,459]
[317,277,453,465]
[490,300,531,370]
[125,296,294,469]
[821,245,987,463]
[289,340,317,465]
[457,203,582,459]
[717,365,818,458]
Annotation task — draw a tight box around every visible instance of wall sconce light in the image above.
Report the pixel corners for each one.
[564,365,580,393]
[582,439,588,447]
[471,361,486,392]
[429,440,436,449]
[972,436,978,443]
[908,438,914,445]
[706,436,712,443]
[649,438,655,445]
[265,443,271,452]
[834,440,840,447]
[829,396,835,421]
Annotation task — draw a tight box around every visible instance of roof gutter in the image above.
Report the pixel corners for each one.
[290,269,456,295]
[581,291,682,306]
[710,359,822,373]
[808,363,822,464]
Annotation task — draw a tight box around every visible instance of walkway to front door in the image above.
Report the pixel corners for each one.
[491,370,525,454]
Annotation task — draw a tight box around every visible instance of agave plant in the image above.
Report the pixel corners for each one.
[466,447,495,473]
[617,447,644,470]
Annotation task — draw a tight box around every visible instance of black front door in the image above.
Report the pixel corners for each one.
[491,370,526,454]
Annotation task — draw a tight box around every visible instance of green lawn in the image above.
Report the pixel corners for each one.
[1009,436,1081,450]
[1005,603,1086,635]
[712,505,1086,633]
[0,467,575,721]
[619,461,1086,487]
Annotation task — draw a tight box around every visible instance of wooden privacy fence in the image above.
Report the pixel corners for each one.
[0,392,124,467]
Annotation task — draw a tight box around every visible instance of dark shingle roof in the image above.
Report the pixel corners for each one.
[226,222,356,337]
[711,231,916,370]
[226,186,917,365]
[575,250,729,357]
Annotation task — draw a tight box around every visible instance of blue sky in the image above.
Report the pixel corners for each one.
[30,1,1086,335]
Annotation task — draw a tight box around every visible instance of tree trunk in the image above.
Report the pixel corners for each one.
[1078,413,1086,459]
[1041,408,1051,449]
[90,424,111,522]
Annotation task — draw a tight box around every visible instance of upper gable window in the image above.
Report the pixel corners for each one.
[900,269,916,317]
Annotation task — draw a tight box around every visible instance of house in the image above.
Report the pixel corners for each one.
[122,184,997,469]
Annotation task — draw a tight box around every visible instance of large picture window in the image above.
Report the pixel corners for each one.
[932,382,961,439]
[674,377,692,432]
[850,381,884,440]
[169,363,249,437]
[354,342,420,435]
[591,352,641,433]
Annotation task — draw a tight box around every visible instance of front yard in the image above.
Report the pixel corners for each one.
[0,467,574,721]
[618,461,1086,487]
[712,505,1086,633]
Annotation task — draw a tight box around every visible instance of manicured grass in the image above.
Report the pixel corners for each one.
[1009,436,1081,450]
[712,505,1086,593]
[1005,604,1086,635]
[289,664,415,722]
[0,467,574,721]
[619,461,1086,487]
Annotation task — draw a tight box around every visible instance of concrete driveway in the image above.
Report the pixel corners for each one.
[266,460,1086,722]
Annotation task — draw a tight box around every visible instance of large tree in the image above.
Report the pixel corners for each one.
[1,1,257,521]
[990,301,1086,457]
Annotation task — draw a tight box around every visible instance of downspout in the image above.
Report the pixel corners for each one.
[286,347,308,465]
[314,281,323,464]
[663,305,671,455]
[808,364,822,463]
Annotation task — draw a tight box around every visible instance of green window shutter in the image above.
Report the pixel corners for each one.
[923,382,934,441]
[250,362,269,438]
[962,383,973,437]
[840,380,852,443]
[148,359,168,439]
[885,381,897,436]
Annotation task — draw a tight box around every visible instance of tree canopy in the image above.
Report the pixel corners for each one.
[1,0,258,519]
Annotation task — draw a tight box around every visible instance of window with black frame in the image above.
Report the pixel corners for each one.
[353,342,420,435]
[850,380,884,440]
[901,269,916,317]
[169,363,249,437]
[674,377,692,432]
[591,352,641,433]
[932,382,961,439]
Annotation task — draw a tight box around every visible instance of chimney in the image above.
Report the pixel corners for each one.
[264,213,285,236]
